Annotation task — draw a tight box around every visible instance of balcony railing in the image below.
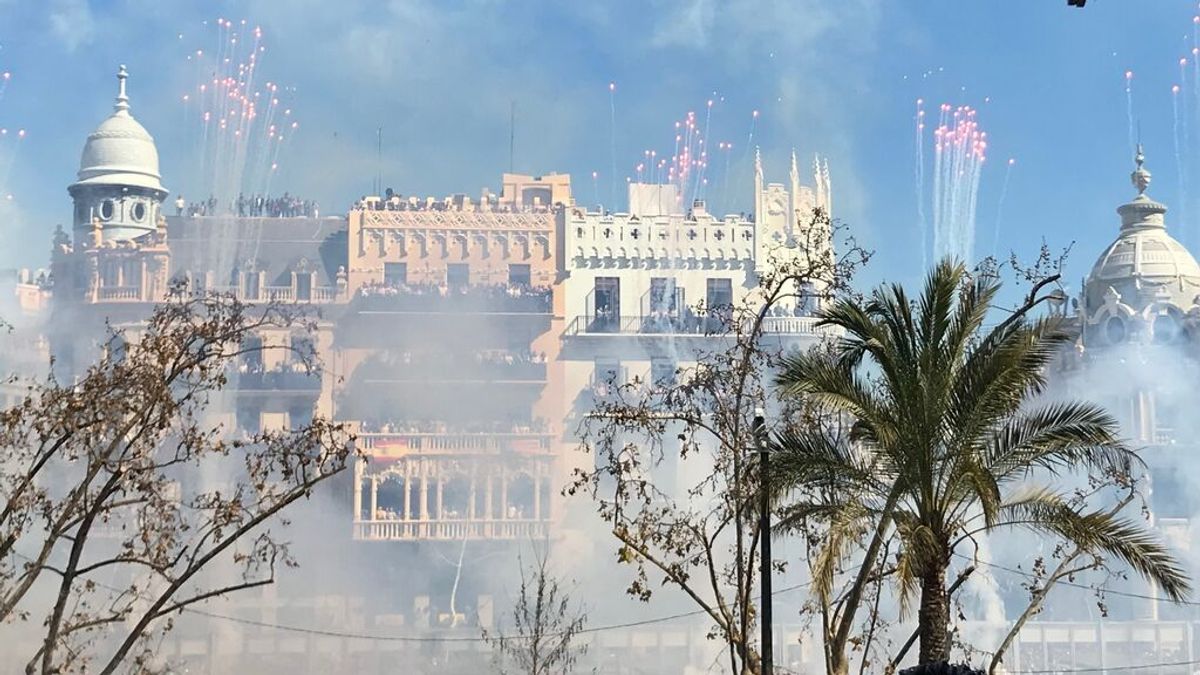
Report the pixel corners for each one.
[263,286,294,302]
[760,316,827,335]
[367,361,547,383]
[358,432,553,455]
[353,290,552,314]
[96,286,142,301]
[564,313,830,337]
[354,518,550,541]
[188,285,342,304]
[235,370,322,391]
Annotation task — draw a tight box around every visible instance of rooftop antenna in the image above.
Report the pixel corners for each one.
[376,127,383,197]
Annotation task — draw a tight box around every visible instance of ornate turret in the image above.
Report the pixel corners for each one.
[67,65,168,243]
[1083,146,1200,346]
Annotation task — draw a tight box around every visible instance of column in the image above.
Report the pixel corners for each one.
[468,477,477,520]
[436,478,444,520]
[485,474,495,537]
[369,476,378,521]
[500,468,509,519]
[419,472,429,521]
[403,472,412,521]
[352,460,363,520]
[532,473,542,521]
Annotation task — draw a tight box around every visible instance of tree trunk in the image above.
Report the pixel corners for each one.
[917,563,950,664]
[829,651,851,675]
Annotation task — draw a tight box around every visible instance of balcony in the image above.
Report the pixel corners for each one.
[352,284,552,315]
[182,284,342,304]
[353,518,549,541]
[564,313,832,338]
[358,432,553,456]
[234,369,322,392]
[95,285,142,302]
[361,357,548,384]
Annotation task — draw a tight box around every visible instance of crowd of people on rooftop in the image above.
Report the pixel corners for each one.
[359,418,549,435]
[383,348,548,368]
[354,187,559,214]
[174,193,320,219]
[357,280,552,303]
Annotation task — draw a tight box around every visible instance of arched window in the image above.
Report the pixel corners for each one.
[1154,312,1182,344]
[99,200,115,220]
[1105,316,1127,344]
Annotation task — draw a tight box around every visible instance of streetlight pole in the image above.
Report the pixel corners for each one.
[753,410,772,675]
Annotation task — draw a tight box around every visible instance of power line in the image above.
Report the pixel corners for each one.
[11,549,810,643]
[1017,658,1200,673]
[956,552,1199,606]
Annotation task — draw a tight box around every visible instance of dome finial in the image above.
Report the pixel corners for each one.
[114,64,130,116]
[1132,143,1151,195]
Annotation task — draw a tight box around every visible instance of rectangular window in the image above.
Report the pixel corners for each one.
[594,358,623,391]
[236,405,261,435]
[649,278,678,313]
[592,277,620,332]
[242,335,264,371]
[706,278,734,332]
[447,263,470,288]
[706,278,733,310]
[290,334,316,363]
[295,272,313,301]
[243,271,260,300]
[651,357,676,386]
[384,262,408,286]
[508,264,531,286]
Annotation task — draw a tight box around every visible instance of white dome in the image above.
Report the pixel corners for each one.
[1089,226,1200,285]
[1085,149,1200,313]
[70,66,166,194]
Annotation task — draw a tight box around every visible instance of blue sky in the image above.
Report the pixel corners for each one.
[0,0,1196,293]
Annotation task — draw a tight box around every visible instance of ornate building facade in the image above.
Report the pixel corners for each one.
[36,66,1200,674]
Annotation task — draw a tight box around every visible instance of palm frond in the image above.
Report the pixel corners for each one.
[996,489,1190,602]
[984,401,1137,480]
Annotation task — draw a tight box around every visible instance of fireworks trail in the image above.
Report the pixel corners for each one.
[0,128,26,200]
[728,109,759,213]
[991,158,1015,257]
[0,71,10,106]
[591,170,599,207]
[914,98,928,272]
[719,141,734,212]
[179,18,300,210]
[1125,70,1136,158]
[175,16,303,289]
[1174,83,1187,229]
[695,98,714,200]
[620,100,759,216]
[929,104,987,264]
[609,82,617,209]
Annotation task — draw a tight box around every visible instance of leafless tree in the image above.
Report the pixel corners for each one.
[571,211,869,674]
[484,546,589,675]
[0,283,353,674]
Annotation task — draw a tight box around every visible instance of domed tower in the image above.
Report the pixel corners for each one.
[67,65,167,243]
[1082,146,1200,347]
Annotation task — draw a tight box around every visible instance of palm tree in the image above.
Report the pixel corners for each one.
[771,259,1189,672]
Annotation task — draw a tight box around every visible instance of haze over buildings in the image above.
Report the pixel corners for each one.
[8,3,1200,673]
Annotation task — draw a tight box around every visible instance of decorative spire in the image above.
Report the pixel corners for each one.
[1131,143,1151,195]
[113,64,130,116]
[822,157,833,214]
[1117,143,1166,230]
[754,146,763,183]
